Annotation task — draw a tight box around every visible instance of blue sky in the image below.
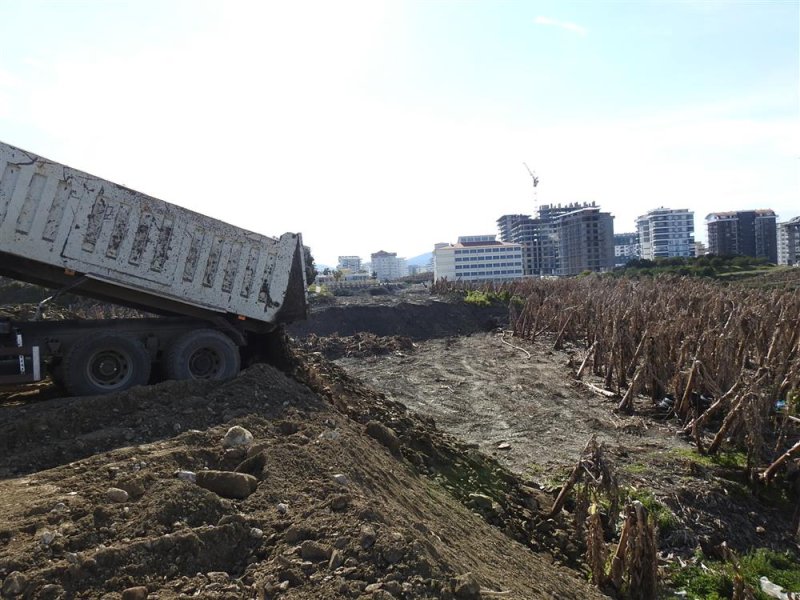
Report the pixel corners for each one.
[1,0,797,266]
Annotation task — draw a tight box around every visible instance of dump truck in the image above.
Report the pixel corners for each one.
[0,140,308,396]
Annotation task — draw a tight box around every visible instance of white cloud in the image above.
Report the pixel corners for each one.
[534,16,587,36]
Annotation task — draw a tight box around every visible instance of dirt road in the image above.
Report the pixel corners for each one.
[338,332,679,477]
[337,331,796,556]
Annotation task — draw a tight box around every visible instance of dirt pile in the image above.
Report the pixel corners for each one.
[288,301,507,341]
[0,349,604,598]
[298,333,415,360]
[0,278,148,321]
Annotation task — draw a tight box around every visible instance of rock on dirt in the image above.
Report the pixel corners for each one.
[2,571,26,597]
[299,540,332,562]
[360,525,377,549]
[106,487,130,503]
[469,493,495,511]
[121,586,148,600]
[222,425,254,448]
[454,572,482,598]
[365,420,402,455]
[195,470,258,499]
[175,469,196,482]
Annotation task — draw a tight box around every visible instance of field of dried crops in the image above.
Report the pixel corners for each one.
[436,275,800,536]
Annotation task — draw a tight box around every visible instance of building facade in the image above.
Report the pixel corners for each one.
[636,208,695,260]
[433,235,524,282]
[553,207,615,276]
[337,255,362,272]
[497,214,531,242]
[370,251,408,281]
[613,232,639,266]
[777,217,800,266]
[706,210,778,262]
[497,203,602,277]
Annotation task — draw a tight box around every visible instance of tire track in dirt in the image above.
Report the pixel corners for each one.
[337,332,680,482]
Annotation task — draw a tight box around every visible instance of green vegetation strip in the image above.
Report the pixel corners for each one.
[669,549,800,599]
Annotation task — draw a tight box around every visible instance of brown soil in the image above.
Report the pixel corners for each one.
[0,304,603,599]
[337,331,799,558]
[2,289,797,598]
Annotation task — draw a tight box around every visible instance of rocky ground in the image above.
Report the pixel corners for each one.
[1,284,798,599]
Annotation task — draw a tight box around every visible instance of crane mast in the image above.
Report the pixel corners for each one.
[523,162,539,216]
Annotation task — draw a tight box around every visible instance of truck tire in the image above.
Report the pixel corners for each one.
[165,329,240,381]
[62,332,151,396]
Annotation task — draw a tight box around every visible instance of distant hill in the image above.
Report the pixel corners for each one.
[407,252,432,267]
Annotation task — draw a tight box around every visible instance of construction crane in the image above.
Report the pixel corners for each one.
[523,162,539,216]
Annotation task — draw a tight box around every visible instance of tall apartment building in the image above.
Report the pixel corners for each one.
[497,203,600,276]
[497,202,614,276]
[636,208,695,260]
[706,210,778,262]
[497,214,530,242]
[370,250,408,281]
[433,235,524,282]
[614,232,639,266]
[337,255,362,272]
[777,217,800,266]
[553,206,615,276]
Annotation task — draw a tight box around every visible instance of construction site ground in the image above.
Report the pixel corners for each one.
[1,286,798,599]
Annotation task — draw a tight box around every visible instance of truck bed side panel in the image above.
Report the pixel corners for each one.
[0,141,307,325]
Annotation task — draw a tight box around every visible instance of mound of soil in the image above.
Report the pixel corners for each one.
[0,352,604,599]
[298,333,415,360]
[288,301,507,341]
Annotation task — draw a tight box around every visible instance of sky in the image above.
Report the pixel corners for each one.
[0,0,797,267]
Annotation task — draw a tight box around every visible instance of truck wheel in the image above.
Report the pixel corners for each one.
[165,329,240,381]
[63,332,151,396]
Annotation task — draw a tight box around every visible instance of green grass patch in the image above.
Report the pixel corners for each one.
[464,290,493,307]
[668,549,800,599]
[463,289,523,307]
[527,464,572,490]
[621,462,649,475]
[621,487,678,534]
[669,447,748,470]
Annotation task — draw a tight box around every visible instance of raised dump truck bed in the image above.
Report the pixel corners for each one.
[0,140,308,395]
[0,141,307,330]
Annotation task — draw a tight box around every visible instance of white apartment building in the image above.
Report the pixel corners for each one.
[777,217,800,266]
[370,250,408,281]
[636,208,695,260]
[433,235,524,282]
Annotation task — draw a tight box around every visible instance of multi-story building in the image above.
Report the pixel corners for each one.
[497,214,531,243]
[636,208,695,260]
[695,241,707,257]
[614,232,639,266]
[433,235,524,282]
[500,216,545,275]
[777,217,800,266]
[497,202,600,276]
[706,210,778,262]
[553,206,615,276]
[370,250,408,281]
[337,255,362,272]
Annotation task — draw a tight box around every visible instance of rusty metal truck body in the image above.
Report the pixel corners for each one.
[0,140,307,395]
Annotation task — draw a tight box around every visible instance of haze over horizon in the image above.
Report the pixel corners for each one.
[1,0,797,267]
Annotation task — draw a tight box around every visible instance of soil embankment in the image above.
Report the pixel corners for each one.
[0,300,603,598]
